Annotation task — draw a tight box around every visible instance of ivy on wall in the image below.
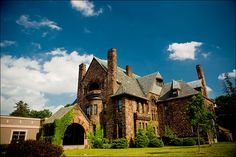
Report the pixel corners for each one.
[41,109,74,145]
[52,110,74,145]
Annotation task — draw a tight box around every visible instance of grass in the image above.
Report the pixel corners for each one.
[64,142,236,157]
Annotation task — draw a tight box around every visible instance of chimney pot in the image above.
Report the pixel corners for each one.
[126,65,133,77]
[108,48,117,95]
[196,64,208,98]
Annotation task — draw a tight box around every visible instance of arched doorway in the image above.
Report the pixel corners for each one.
[63,123,85,145]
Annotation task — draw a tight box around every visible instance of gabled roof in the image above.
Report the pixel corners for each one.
[44,105,74,124]
[93,57,199,101]
[187,79,202,89]
[159,80,199,101]
[172,80,181,89]
[95,57,146,99]
[137,72,163,95]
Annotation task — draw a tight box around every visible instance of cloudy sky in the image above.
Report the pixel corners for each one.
[1,0,235,115]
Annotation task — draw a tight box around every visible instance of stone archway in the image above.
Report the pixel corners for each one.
[63,123,85,145]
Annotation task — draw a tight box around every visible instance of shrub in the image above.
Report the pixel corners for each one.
[183,138,196,146]
[111,138,129,149]
[149,137,164,147]
[93,138,104,148]
[135,129,149,148]
[170,138,183,146]
[6,140,63,157]
[0,144,8,153]
[161,136,172,145]
[102,143,112,149]
[193,137,205,145]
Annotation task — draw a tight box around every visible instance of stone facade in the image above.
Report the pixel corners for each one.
[73,48,215,144]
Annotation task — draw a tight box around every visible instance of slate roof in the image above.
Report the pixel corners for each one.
[95,57,147,99]
[187,79,202,89]
[44,105,74,124]
[172,80,181,89]
[159,80,199,101]
[89,57,200,101]
[137,72,163,95]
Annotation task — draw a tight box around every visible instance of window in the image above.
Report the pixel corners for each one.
[118,123,122,138]
[11,131,26,143]
[89,82,100,91]
[93,104,98,115]
[86,106,90,115]
[117,99,122,112]
[139,122,141,129]
[103,103,107,114]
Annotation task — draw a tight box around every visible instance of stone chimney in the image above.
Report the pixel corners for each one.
[196,64,208,98]
[79,63,86,82]
[126,65,133,77]
[108,48,117,95]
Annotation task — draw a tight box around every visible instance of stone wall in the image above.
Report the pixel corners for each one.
[157,97,194,137]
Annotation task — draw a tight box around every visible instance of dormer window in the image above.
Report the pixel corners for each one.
[172,89,179,97]
[156,78,163,86]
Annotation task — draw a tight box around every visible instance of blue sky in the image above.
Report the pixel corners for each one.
[1,0,235,114]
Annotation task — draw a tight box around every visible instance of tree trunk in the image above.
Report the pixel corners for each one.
[197,124,201,152]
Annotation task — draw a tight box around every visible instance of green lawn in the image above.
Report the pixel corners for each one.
[64,142,236,157]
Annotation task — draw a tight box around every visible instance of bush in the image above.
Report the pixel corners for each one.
[162,136,172,145]
[6,140,63,157]
[0,144,8,153]
[111,138,129,149]
[170,138,183,146]
[93,138,104,148]
[149,137,164,147]
[193,137,205,145]
[183,138,196,146]
[102,143,112,149]
[135,129,149,148]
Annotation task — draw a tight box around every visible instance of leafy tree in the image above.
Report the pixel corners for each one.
[187,94,215,152]
[215,73,236,140]
[10,101,30,117]
[30,109,52,118]
[10,100,52,118]
[87,125,105,148]
[135,129,149,148]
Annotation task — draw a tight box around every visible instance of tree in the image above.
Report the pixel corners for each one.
[10,100,52,119]
[29,109,52,118]
[10,101,30,117]
[186,94,215,152]
[135,129,149,148]
[215,73,236,140]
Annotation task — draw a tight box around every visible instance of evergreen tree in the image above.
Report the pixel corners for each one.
[10,101,30,117]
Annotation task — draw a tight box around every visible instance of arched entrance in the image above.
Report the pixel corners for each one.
[63,123,85,145]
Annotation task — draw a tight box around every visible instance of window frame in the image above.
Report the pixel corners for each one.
[10,129,27,143]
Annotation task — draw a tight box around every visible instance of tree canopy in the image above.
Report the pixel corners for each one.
[215,73,236,140]
[10,101,52,118]
[187,93,215,150]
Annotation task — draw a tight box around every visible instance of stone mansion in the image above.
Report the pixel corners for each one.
[44,48,215,146]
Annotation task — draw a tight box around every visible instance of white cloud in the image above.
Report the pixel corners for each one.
[1,48,93,114]
[71,0,103,17]
[0,40,16,47]
[201,52,210,59]
[218,69,236,80]
[206,86,213,92]
[31,42,41,49]
[16,15,62,31]
[167,41,202,60]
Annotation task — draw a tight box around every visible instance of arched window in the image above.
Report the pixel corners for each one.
[88,82,100,91]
